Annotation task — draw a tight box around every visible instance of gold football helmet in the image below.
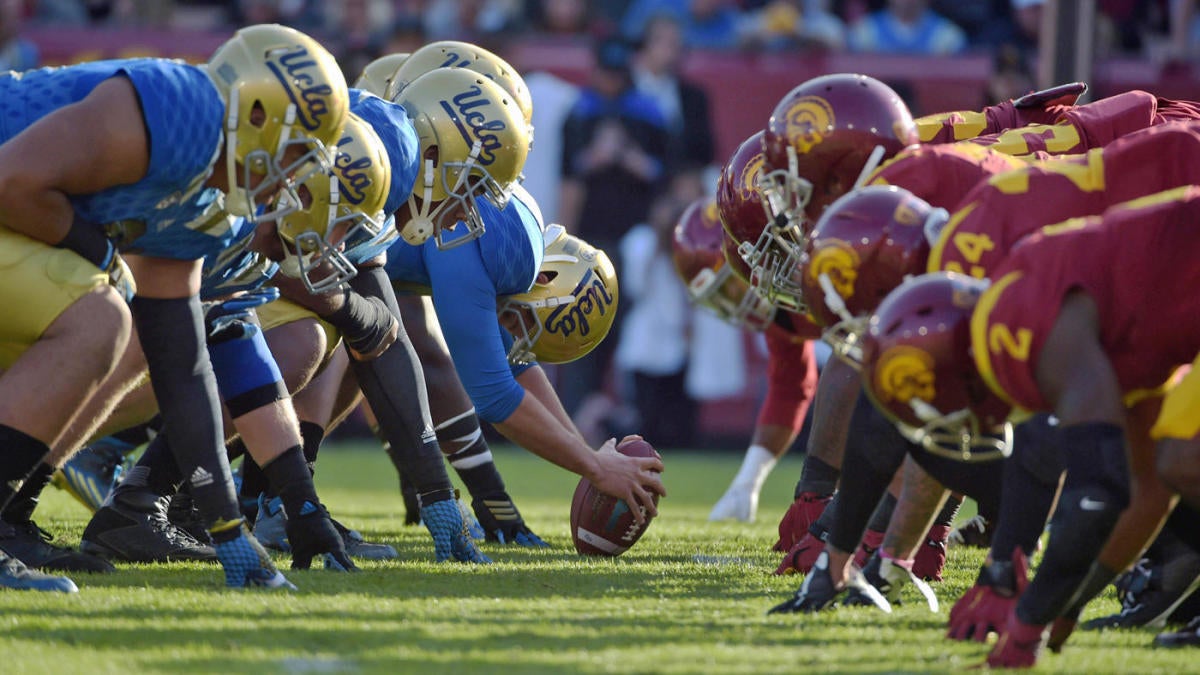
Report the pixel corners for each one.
[353,53,410,97]
[391,68,530,249]
[274,113,392,293]
[499,226,619,364]
[207,24,350,221]
[386,41,533,128]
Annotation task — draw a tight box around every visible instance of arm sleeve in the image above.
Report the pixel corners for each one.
[426,243,526,423]
[757,330,817,433]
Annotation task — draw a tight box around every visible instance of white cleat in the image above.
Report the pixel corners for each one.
[708,485,758,523]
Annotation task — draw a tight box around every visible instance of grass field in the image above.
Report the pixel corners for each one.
[0,442,1193,674]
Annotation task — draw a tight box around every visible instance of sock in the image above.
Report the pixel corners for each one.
[2,462,54,524]
[299,421,325,474]
[116,433,184,499]
[935,494,964,527]
[730,444,777,493]
[262,446,320,518]
[0,424,51,513]
[796,454,839,498]
[441,409,505,499]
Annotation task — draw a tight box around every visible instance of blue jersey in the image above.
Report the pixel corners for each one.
[199,219,279,301]
[0,58,250,260]
[384,194,544,422]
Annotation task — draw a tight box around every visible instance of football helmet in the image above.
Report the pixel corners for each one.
[673,196,775,331]
[861,273,1013,462]
[386,41,533,129]
[353,53,411,97]
[718,131,806,313]
[391,68,530,249]
[207,24,349,221]
[762,74,918,228]
[802,185,947,366]
[499,225,618,364]
[273,113,391,293]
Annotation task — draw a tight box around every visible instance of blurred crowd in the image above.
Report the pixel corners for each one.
[4,0,1198,447]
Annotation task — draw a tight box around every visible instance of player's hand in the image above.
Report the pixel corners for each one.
[773,491,832,552]
[204,286,280,342]
[913,524,950,582]
[212,522,297,590]
[853,528,884,568]
[987,611,1048,669]
[421,499,492,564]
[774,527,827,576]
[591,438,665,525]
[286,502,358,572]
[1013,82,1088,109]
[947,549,1029,642]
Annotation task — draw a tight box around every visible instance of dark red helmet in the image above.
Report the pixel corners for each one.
[718,130,806,313]
[762,74,919,228]
[673,196,776,331]
[801,185,947,366]
[861,272,1013,462]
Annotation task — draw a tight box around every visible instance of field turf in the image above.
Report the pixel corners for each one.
[0,442,1193,674]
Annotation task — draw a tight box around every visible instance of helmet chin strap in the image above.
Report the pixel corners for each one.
[223,87,255,218]
[402,158,438,245]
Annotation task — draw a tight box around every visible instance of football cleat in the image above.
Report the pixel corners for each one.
[472,492,548,547]
[80,488,217,563]
[253,495,291,552]
[1154,616,1200,648]
[330,519,398,560]
[1084,548,1200,631]
[708,484,759,523]
[166,491,213,544]
[421,499,491,564]
[0,519,114,573]
[948,514,992,548]
[54,437,135,513]
[0,550,77,593]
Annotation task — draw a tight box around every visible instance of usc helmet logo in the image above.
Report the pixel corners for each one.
[874,345,936,405]
[893,200,921,227]
[702,200,722,229]
[784,96,834,155]
[808,238,860,300]
[742,153,765,195]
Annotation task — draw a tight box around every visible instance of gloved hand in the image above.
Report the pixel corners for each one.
[947,549,1029,642]
[421,498,491,564]
[774,531,825,575]
[845,552,939,612]
[853,528,885,569]
[769,551,893,614]
[987,610,1048,669]
[472,492,550,547]
[1013,82,1088,109]
[913,524,950,582]
[285,501,358,572]
[107,252,137,304]
[773,491,832,552]
[211,521,297,590]
[204,286,280,342]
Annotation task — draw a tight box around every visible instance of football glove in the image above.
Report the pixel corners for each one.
[211,522,296,590]
[285,501,357,572]
[421,499,491,564]
[987,611,1048,669]
[913,524,950,582]
[773,491,832,552]
[947,549,1029,642]
[204,286,280,343]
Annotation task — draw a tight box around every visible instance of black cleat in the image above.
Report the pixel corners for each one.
[0,519,114,573]
[472,492,549,547]
[1155,616,1200,648]
[330,518,398,560]
[0,550,77,593]
[1085,550,1200,631]
[947,514,992,548]
[81,488,217,563]
[166,491,212,545]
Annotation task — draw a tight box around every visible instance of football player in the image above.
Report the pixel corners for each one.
[0,24,348,591]
[858,187,1200,666]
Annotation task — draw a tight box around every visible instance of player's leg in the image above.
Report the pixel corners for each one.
[397,294,545,546]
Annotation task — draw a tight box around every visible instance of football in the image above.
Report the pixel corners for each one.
[570,439,662,556]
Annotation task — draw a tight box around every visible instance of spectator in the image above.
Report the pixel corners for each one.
[512,52,581,225]
[613,188,698,448]
[326,0,394,84]
[0,0,36,71]
[622,0,743,49]
[738,0,846,51]
[632,14,716,170]
[525,0,611,37]
[557,35,669,417]
[986,43,1034,105]
[846,0,967,54]
[423,0,524,41]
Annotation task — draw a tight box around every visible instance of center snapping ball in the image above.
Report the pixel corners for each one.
[570,439,661,556]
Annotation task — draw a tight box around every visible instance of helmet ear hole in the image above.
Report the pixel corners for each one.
[297,184,313,209]
[423,144,440,169]
[249,101,267,128]
[538,271,557,284]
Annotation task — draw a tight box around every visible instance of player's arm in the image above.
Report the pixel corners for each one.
[516,364,587,442]
[880,457,949,562]
[0,76,148,249]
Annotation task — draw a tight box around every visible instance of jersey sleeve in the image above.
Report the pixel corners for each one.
[426,241,527,424]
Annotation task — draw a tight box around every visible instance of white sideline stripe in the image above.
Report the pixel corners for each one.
[576,528,628,555]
